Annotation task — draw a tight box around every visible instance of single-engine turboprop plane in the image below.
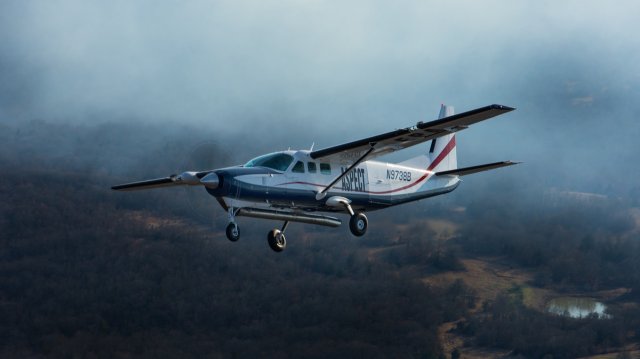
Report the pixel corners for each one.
[113,104,518,252]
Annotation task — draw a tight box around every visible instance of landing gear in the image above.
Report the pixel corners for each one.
[349,212,368,237]
[225,222,240,242]
[267,229,286,252]
[226,207,240,242]
[267,221,288,252]
[328,197,368,237]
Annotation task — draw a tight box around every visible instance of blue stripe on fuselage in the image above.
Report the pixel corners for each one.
[206,166,460,212]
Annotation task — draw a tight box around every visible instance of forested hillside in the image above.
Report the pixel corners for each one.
[2,120,640,358]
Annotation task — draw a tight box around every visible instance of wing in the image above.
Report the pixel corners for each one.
[310,104,514,163]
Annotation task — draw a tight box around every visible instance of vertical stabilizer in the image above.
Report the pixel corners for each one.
[397,104,459,171]
[428,105,457,171]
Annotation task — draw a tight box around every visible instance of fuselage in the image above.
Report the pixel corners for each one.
[206,150,460,214]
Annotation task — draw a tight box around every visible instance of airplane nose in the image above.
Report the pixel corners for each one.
[200,172,220,189]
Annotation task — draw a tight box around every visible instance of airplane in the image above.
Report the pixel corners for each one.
[112,104,518,252]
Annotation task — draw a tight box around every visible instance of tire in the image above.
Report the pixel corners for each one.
[349,212,368,237]
[267,229,286,252]
[225,223,240,242]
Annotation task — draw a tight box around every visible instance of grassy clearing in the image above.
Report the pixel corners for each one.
[423,257,534,308]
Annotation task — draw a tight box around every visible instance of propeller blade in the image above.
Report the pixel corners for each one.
[111,171,217,191]
[111,176,177,191]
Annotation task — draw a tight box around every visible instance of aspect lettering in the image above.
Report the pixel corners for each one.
[341,167,367,192]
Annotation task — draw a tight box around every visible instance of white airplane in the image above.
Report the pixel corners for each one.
[113,104,518,252]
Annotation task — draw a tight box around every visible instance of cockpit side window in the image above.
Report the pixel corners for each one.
[292,161,305,173]
[320,163,331,175]
[244,153,294,172]
[307,162,317,173]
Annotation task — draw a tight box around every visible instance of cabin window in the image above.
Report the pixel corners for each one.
[244,153,294,172]
[307,162,317,173]
[320,163,331,175]
[292,161,305,173]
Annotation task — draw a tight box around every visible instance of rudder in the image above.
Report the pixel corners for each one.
[428,105,457,171]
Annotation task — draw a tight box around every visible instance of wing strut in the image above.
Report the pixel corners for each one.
[315,145,376,200]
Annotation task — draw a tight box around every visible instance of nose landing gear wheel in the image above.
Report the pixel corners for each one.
[267,229,286,252]
[349,213,368,237]
[225,223,240,242]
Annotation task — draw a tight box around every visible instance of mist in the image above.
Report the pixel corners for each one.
[2,1,639,202]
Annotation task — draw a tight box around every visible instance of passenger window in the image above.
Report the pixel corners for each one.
[320,163,331,175]
[292,161,305,173]
[307,162,317,173]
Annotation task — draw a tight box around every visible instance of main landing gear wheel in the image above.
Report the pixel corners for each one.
[267,229,287,252]
[225,223,240,242]
[349,212,368,237]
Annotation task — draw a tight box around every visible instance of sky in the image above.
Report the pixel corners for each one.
[2,1,640,196]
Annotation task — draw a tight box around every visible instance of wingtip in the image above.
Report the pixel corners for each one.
[492,104,516,111]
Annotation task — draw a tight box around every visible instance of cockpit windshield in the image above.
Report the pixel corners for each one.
[244,153,294,172]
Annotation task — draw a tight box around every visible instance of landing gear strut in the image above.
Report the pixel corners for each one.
[225,208,240,242]
[267,221,288,252]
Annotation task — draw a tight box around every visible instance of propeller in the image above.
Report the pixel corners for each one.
[110,141,228,225]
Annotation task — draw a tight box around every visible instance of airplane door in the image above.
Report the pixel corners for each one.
[284,160,307,204]
[367,162,390,205]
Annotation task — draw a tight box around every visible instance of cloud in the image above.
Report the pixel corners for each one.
[571,96,594,106]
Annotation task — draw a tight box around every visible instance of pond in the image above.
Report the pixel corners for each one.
[546,297,610,319]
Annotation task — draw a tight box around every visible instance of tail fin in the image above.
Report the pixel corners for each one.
[397,104,458,170]
[427,105,457,171]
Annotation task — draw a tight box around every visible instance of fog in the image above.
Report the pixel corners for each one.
[2,1,640,197]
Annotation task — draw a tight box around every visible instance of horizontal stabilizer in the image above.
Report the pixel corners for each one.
[435,161,520,176]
